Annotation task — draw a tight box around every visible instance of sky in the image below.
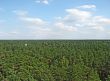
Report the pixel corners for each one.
[0,0,110,39]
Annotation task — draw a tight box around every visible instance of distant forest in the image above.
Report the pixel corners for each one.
[0,40,110,81]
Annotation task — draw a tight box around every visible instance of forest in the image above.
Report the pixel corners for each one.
[0,40,110,81]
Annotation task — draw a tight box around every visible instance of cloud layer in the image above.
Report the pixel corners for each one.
[35,0,49,5]
[1,4,110,39]
[78,5,96,9]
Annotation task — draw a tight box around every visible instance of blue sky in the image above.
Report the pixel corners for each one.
[0,0,110,39]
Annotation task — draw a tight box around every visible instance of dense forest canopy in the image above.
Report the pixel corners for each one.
[0,40,110,81]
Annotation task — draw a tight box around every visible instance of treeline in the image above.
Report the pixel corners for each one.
[0,40,110,81]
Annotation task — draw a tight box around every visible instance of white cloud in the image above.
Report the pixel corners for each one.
[0,32,7,36]
[35,0,49,5]
[13,5,110,39]
[66,9,92,21]
[14,10,47,26]
[21,17,47,26]
[78,5,96,9]
[93,16,110,25]
[55,22,77,32]
[13,10,53,38]
[32,28,52,35]
[63,7,110,32]
[0,31,19,36]
[9,31,19,35]
[13,10,28,17]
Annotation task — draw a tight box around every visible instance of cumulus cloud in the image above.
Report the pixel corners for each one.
[13,10,54,39]
[9,31,19,35]
[55,22,77,32]
[65,8,92,22]
[0,31,28,39]
[13,10,28,17]
[13,10,47,26]
[35,0,49,5]
[21,17,47,26]
[93,16,110,25]
[78,5,96,9]
[62,7,110,31]
[0,31,19,36]
[13,5,110,39]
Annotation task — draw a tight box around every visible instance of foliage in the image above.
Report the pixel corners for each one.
[0,40,110,81]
